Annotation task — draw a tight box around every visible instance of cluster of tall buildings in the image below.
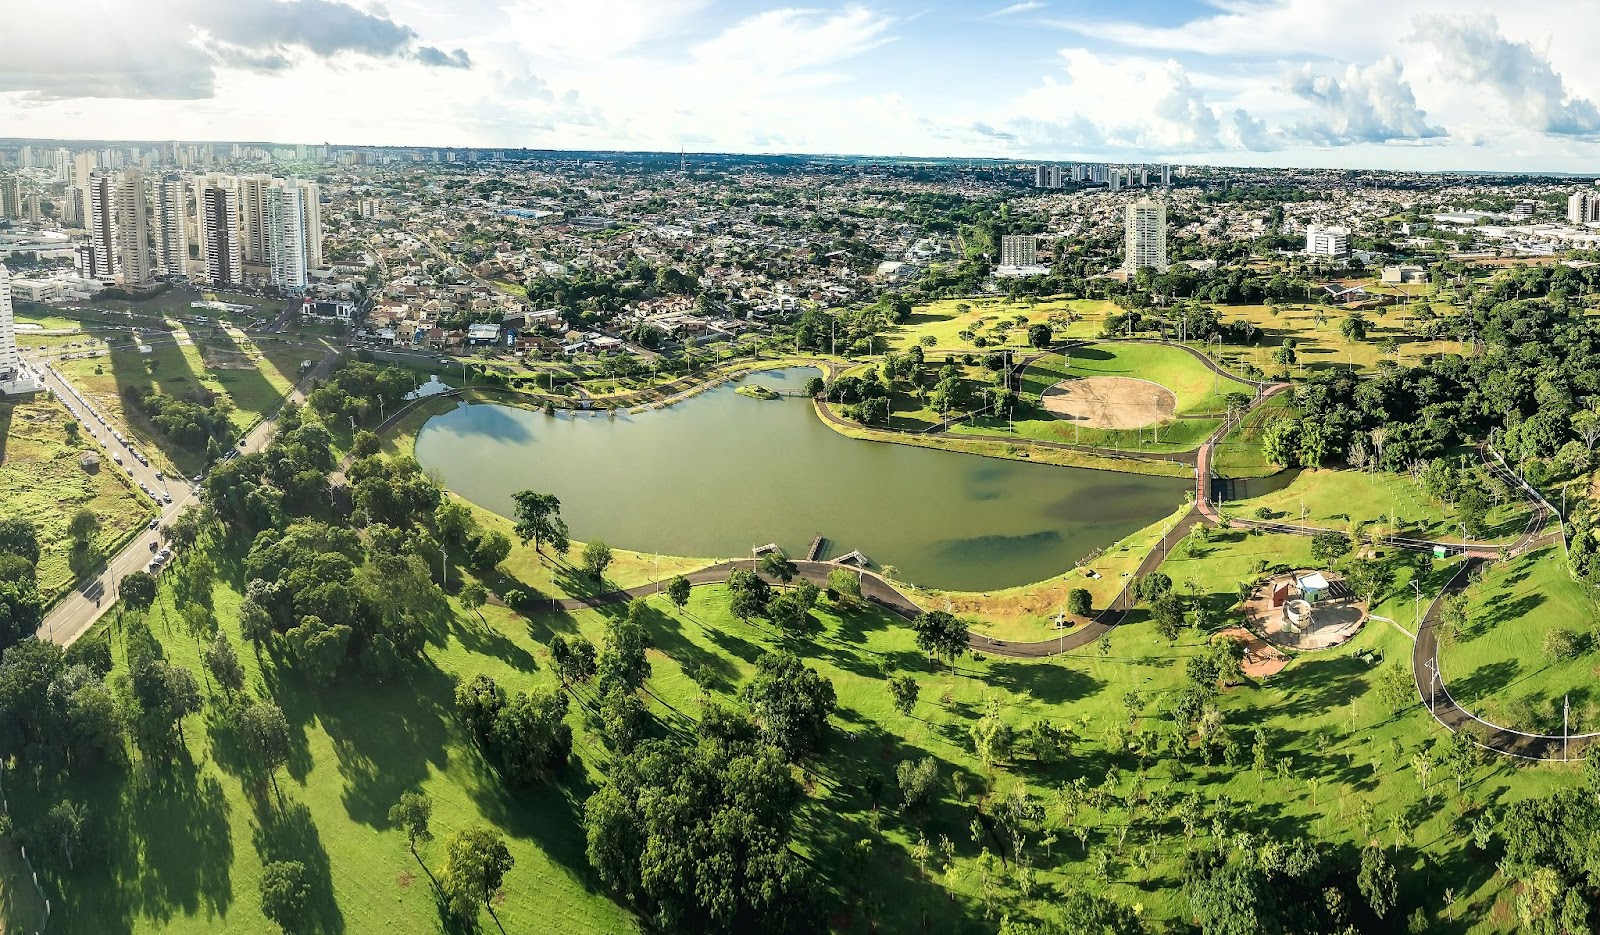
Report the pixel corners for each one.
[1034,163,1172,190]
[0,263,44,395]
[58,167,322,292]
[1568,191,1600,225]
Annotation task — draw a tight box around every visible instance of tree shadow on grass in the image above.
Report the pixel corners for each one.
[311,663,456,830]
[628,603,742,692]
[119,760,236,926]
[981,660,1103,705]
[252,798,345,934]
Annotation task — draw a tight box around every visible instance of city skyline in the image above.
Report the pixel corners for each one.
[6,1,1600,173]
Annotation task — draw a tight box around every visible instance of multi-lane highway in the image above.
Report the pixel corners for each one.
[29,347,340,647]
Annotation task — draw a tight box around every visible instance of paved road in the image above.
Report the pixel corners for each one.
[31,349,340,647]
[1413,558,1598,760]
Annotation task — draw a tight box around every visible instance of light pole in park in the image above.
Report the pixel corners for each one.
[1409,579,1424,634]
[1424,653,1439,711]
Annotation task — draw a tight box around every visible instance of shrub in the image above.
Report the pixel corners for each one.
[1542,627,1582,661]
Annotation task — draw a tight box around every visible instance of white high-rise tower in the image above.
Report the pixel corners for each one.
[0,264,43,395]
[1123,198,1169,273]
[85,173,119,280]
[266,182,310,292]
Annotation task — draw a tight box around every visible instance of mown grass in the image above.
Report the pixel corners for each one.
[886,296,1114,352]
[1211,392,1296,478]
[1440,546,1600,735]
[1232,468,1533,545]
[0,395,151,600]
[1214,302,1467,376]
[18,519,1567,934]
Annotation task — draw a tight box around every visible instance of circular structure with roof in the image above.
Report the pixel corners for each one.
[1241,569,1368,651]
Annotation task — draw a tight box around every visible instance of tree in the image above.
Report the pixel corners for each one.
[597,604,651,693]
[491,688,572,781]
[727,569,772,624]
[119,571,158,611]
[259,860,310,933]
[1311,531,1351,565]
[581,540,613,581]
[458,582,488,619]
[766,591,809,638]
[897,756,940,812]
[455,673,507,744]
[550,634,597,686]
[758,551,796,588]
[911,610,969,670]
[666,575,692,610]
[1341,314,1369,342]
[440,826,515,923]
[350,429,381,458]
[740,651,837,759]
[888,674,920,716]
[828,568,861,605]
[1067,588,1092,618]
[471,531,512,572]
[1344,558,1395,605]
[0,518,40,566]
[970,700,1014,768]
[239,701,291,796]
[37,799,89,871]
[1358,844,1398,919]
[1027,323,1052,348]
[203,632,245,696]
[1151,591,1185,642]
[510,491,568,556]
[239,597,274,650]
[66,509,100,543]
[387,791,434,854]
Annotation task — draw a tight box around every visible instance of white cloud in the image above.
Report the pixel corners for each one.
[502,0,710,62]
[1412,13,1600,137]
[1283,57,1445,144]
[987,2,1045,18]
[999,50,1226,154]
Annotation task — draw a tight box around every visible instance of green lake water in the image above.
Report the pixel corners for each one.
[413,367,1190,591]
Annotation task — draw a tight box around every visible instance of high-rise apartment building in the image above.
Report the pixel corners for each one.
[1123,199,1169,273]
[237,174,274,264]
[266,182,310,292]
[200,184,242,286]
[0,177,21,220]
[1034,165,1048,188]
[85,173,119,280]
[1304,225,1351,257]
[1161,164,1172,188]
[116,169,155,286]
[1569,191,1600,225]
[999,235,1038,267]
[153,176,190,277]
[0,263,42,395]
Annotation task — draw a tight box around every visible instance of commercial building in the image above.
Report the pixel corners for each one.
[1123,198,1169,273]
[115,169,155,286]
[200,184,242,286]
[1304,225,1351,257]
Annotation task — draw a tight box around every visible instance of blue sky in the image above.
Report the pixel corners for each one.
[5,0,1600,172]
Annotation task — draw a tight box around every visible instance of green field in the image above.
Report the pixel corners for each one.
[1440,547,1600,735]
[949,342,1250,454]
[1212,392,1297,477]
[886,296,1114,352]
[17,523,1561,934]
[0,395,152,600]
[48,329,319,476]
[1233,468,1534,545]
[1214,302,1467,376]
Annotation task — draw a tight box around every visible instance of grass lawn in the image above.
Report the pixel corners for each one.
[1440,547,1600,735]
[0,395,152,600]
[1214,303,1467,375]
[913,501,1195,641]
[886,296,1115,352]
[1232,468,1534,545]
[949,343,1249,454]
[50,329,312,477]
[1211,393,1297,478]
[19,526,1561,934]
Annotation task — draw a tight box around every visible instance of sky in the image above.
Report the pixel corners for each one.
[5,0,1600,172]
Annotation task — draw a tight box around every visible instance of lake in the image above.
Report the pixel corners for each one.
[413,367,1190,591]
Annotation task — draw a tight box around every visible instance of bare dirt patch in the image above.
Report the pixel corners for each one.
[1040,377,1176,429]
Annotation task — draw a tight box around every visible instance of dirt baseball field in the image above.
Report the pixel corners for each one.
[1040,377,1176,429]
